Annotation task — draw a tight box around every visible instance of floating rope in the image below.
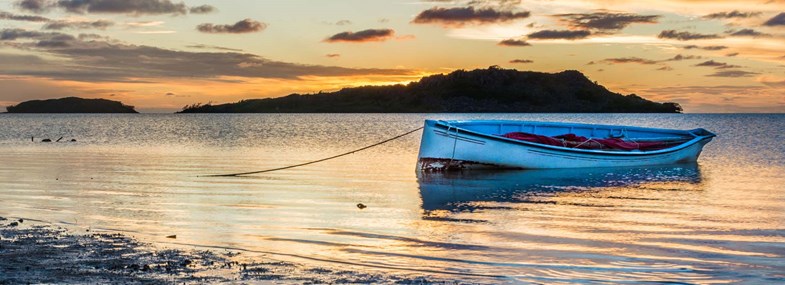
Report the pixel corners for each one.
[204,126,424,177]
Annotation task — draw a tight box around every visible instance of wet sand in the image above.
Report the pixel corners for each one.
[0,216,459,284]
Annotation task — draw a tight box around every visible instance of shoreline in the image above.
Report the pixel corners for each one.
[0,216,464,284]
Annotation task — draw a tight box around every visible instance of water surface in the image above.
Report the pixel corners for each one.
[0,114,783,283]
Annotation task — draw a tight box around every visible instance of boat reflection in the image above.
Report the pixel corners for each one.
[417,164,702,212]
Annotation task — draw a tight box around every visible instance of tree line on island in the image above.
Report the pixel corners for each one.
[6,67,681,114]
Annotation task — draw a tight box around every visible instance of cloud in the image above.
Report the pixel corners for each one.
[43,19,114,30]
[727,28,771,37]
[509,59,532,63]
[556,11,660,31]
[335,20,352,26]
[527,29,591,40]
[197,19,267,34]
[726,52,739,57]
[412,6,530,27]
[695,60,741,69]
[15,0,50,13]
[165,92,175,96]
[758,77,785,87]
[0,28,412,82]
[665,54,701,61]
[0,10,50,22]
[324,29,395,43]
[126,20,164,27]
[0,28,72,41]
[703,10,762,19]
[596,54,700,66]
[186,44,242,52]
[60,0,187,15]
[599,57,659,64]
[683,45,727,50]
[707,70,758,77]
[326,53,340,58]
[497,38,530,46]
[763,13,785,26]
[658,30,721,41]
[18,0,188,15]
[188,5,215,14]
[656,66,673,71]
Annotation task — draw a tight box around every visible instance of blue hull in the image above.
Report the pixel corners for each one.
[417,120,715,171]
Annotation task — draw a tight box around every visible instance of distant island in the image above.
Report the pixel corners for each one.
[5,97,138,113]
[179,67,681,113]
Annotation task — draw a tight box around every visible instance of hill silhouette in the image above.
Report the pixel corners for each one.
[179,67,681,113]
[6,97,138,113]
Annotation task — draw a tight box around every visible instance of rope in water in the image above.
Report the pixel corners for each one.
[204,126,424,177]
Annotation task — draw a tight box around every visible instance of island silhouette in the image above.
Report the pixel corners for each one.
[6,97,138,113]
[179,67,681,113]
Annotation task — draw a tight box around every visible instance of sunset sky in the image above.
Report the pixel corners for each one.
[1,0,784,112]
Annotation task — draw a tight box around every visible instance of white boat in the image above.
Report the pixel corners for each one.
[416,120,715,171]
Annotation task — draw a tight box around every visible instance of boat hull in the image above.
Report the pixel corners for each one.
[417,120,714,171]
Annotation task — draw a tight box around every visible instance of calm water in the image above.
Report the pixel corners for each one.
[0,114,783,284]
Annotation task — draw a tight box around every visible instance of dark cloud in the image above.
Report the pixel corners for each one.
[556,12,660,31]
[764,12,785,26]
[0,28,412,82]
[197,19,267,34]
[188,5,215,14]
[727,28,770,37]
[527,29,591,40]
[726,52,739,57]
[707,70,758,77]
[412,6,530,26]
[15,0,51,13]
[656,66,673,71]
[326,53,340,58]
[21,0,188,15]
[165,92,175,96]
[599,57,659,64]
[43,19,113,30]
[658,30,721,41]
[324,29,395,42]
[186,44,242,52]
[683,45,727,50]
[695,60,741,69]
[509,59,532,63]
[596,54,701,66]
[0,28,70,41]
[665,54,701,61]
[703,10,762,19]
[0,10,50,22]
[497,38,530,46]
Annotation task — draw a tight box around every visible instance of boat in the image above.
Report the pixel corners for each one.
[416,120,715,171]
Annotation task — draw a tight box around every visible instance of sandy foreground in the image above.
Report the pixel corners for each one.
[0,216,465,284]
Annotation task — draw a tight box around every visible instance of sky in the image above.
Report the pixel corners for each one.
[0,0,784,113]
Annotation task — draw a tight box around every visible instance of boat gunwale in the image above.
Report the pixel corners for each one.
[432,120,715,157]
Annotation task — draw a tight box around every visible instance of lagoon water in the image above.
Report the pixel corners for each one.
[0,113,783,283]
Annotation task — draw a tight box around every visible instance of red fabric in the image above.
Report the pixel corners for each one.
[501,132,675,151]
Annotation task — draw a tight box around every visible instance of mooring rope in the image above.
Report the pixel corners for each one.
[203,126,424,177]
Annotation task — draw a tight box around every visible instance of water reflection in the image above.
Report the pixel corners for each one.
[417,164,702,212]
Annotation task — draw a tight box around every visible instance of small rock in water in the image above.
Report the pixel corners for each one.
[356,203,367,209]
[166,235,177,239]
[41,139,52,143]
[70,139,77,142]
[18,219,23,223]
[9,222,19,227]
